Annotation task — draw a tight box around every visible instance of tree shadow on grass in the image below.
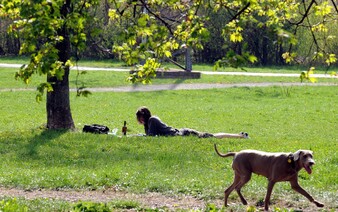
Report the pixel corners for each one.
[129,78,188,91]
[19,129,69,160]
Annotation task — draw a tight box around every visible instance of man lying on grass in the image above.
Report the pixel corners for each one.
[136,106,249,139]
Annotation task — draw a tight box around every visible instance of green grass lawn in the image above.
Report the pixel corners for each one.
[0,84,337,211]
[0,57,337,211]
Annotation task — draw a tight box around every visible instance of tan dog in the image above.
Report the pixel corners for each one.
[214,144,324,211]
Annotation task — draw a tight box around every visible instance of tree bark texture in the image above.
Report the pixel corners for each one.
[46,69,74,130]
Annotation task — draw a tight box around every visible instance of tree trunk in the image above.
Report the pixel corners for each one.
[46,0,75,130]
[262,35,268,65]
[46,69,74,130]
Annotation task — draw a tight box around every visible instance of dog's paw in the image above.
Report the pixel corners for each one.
[314,200,324,207]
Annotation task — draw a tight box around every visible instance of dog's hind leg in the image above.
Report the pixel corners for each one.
[224,174,241,206]
[235,174,252,205]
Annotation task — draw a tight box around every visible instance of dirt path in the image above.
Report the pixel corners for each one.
[0,187,220,210]
[1,82,337,93]
[84,82,337,93]
[0,187,329,211]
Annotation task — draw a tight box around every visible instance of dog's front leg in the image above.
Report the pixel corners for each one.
[290,180,324,207]
[264,181,275,211]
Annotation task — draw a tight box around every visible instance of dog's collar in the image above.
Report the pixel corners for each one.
[287,154,296,169]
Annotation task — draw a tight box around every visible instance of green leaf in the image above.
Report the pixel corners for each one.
[137,14,149,27]
[36,94,43,102]
[248,55,258,63]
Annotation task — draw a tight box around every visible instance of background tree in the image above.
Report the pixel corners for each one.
[212,0,338,69]
[1,0,99,129]
[289,0,338,69]
[109,0,209,82]
[109,0,338,71]
[0,18,20,55]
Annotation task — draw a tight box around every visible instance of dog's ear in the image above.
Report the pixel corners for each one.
[293,150,303,161]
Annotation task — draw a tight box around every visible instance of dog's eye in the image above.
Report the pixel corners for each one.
[303,154,312,159]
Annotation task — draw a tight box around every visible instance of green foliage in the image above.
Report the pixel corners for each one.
[128,58,161,84]
[246,205,257,212]
[0,0,100,100]
[300,67,317,83]
[0,198,28,212]
[75,70,92,97]
[0,198,143,211]
[214,0,338,68]
[110,200,140,210]
[73,202,110,212]
[111,0,210,83]
[0,198,71,212]
[36,82,54,102]
[215,49,258,70]
[205,203,219,212]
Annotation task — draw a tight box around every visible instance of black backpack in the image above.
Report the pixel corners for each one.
[83,124,110,134]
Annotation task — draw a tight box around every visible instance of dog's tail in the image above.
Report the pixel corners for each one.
[214,144,236,158]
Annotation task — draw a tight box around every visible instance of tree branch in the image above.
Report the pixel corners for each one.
[331,0,338,14]
[229,2,251,23]
[139,0,174,35]
[294,0,317,26]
